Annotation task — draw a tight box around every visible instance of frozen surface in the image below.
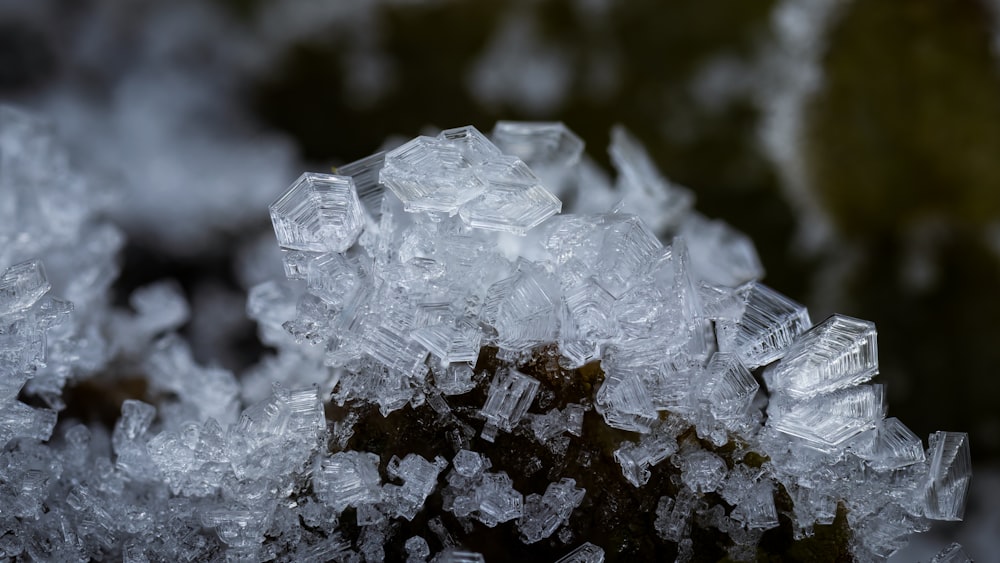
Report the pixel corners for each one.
[0,111,971,560]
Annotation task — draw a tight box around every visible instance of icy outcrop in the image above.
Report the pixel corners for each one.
[0,109,970,560]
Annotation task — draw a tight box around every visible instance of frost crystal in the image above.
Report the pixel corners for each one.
[491,121,584,194]
[766,313,878,398]
[930,543,973,563]
[480,368,540,441]
[0,111,972,561]
[518,478,586,544]
[269,172,365,253]
[922,431,972,521]
[314,451,382,513]
[458,155,562,235]
[381,126,561,234]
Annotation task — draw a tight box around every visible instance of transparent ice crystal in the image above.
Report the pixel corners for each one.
[0,259,50,316]
[0,111,972,562]
[381,126,561,234]
[480,368,540,441]
[922,431,972,521]
[269,172,366,253]
[458,155,562,235]
[769,384,886,451]
[517,478,586,543]
[380,133,489,214]
[609,125,694,233]
[930,543,973,563]
[554,542,605,563]
[718,282,812,368]
[765,314,878,398]
[491,121,584,195]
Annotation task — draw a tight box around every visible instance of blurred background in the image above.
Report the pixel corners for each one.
[1,0,998,558]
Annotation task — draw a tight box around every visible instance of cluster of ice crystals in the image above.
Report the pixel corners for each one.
[443,451,524,528]
[0,109,972,561]
[518,478,586,544]
[262,120,970,559]
[2,107,125,404]
[385,453,449,521]
[380,126,561,235]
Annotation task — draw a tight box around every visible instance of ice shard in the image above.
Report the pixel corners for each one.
[609,125,694,232]
[554,542,605,563]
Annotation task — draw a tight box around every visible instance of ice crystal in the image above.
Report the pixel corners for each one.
[0,109,972,561]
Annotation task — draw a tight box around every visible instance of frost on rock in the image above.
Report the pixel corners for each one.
[0,109,972,562]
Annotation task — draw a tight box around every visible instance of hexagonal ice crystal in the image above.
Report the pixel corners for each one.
[766,314,878,399]
[380,135,486,214]
[439,125,503,165]
[459,156,561,235]
[269,172,365,253]
[491,121,584,191]
[718,282,811,369]
[769,384,886,451]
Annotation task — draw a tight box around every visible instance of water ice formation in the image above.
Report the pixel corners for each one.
[0,107,971,561]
